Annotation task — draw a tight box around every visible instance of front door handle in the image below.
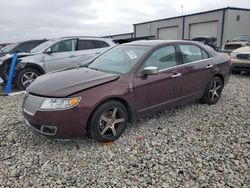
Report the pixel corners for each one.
[206,64,213,68]
[171,72,182,78]
[69,55,76,58]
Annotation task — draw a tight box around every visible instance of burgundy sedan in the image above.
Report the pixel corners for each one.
[23,40,231,142]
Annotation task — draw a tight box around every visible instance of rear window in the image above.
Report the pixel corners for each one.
[77,40,95,50]
[77,40,110,50]
[93,40,109,48]
[179,44,209,63]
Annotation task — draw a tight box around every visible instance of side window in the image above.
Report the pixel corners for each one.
[202,49,209,59]
[143,46,177,70]
[93,40,110,48]
[51,39,76,53]
[179,45,204,63]
[77,40,95,50]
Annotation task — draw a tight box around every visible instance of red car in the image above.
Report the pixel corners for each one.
[23,40,231,142]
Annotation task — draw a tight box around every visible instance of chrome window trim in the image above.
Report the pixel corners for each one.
[159,57,214,72]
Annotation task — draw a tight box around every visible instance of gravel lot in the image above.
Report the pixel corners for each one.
[0,74,249,187]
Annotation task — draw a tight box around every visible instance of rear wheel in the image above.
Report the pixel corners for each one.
[88,101,128,142]
[16,68,40,90]
[202,76,223,105]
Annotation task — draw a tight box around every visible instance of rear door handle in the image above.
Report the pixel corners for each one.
[69,55,76,58]
[171,72,182,78]
[206,64,213,68]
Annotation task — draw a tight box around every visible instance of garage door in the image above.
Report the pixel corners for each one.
[189,21,218,39]
[158,26,178,40]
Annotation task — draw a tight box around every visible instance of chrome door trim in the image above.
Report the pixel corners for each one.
[159,57,214,73]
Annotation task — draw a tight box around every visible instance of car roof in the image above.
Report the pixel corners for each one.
[192,36,215,39]
[121,40,201,47]
[61,36,114,41]
[121,40,217,56]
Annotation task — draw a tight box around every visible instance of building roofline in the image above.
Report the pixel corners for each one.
[103,32,133,38]
[133,7,250,26]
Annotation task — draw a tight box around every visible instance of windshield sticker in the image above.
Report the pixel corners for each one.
[127,50,137,59]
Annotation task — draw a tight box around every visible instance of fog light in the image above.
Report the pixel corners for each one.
[41,126,57,136]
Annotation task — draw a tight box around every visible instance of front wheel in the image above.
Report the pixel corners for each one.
[16,68,40,90]
[88,101,128,142]
[202,76,223,105]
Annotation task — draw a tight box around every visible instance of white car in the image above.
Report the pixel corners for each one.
[230,45,250,74]
[0,37,116,89]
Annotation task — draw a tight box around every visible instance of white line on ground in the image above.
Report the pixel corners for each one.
[8,91,25,96]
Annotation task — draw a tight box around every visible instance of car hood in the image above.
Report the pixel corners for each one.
[233,46,250,53]
[27,68,119,97]
[0,52,36,63]
[226,41,247,45]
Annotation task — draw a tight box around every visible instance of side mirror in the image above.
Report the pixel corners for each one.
[44,48,52,54]
[142,66,159,76]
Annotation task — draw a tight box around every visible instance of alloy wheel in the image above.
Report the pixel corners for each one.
[209,80,222,102]
[99,107,125,137]
[21,72,38,87]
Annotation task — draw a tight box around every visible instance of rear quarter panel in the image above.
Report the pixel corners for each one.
[212,53,231,85]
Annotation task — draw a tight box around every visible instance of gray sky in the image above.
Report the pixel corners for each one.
[0,0,250,43]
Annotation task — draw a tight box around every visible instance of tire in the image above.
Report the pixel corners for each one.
[202,76,223,105]
[88,101,128,142]
[16,68,40,90]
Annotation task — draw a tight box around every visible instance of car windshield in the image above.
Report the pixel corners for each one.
[88,45,150,74]
[30,40,56,53]
[232,35,250,42]
[1,42,20,52]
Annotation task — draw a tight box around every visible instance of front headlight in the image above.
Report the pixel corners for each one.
[230,52,238,58]
[40,97,81,110]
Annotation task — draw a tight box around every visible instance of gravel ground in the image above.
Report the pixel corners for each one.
[0,74,249,188]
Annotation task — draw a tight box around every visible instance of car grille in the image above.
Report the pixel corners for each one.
[236,54,250,60]
[23,94,44,116]
[225,44,242,50]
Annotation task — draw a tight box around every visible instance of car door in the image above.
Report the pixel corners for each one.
[133,45,183,118]
[177,44,213,100]
[44,39,78,72]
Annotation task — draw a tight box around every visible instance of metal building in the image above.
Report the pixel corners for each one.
[133,7,250,49]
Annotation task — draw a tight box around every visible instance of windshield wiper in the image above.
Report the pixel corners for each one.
[88,67,99,71]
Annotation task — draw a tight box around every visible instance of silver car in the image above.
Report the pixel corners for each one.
[1,37,116,89]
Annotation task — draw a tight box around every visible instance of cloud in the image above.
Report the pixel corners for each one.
[0,0,249,43]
